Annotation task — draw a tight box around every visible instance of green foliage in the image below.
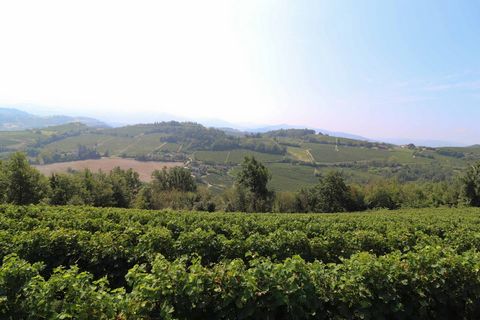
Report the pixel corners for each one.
[39,144,101,164]
[264,128,316,138]
[2,205,480,272]
[273,191,297,213]
[237,156,271,197]
[152,166,197,192]
[462,162,480,206]
[133,167,214,211]
[109,167,142,208]
[3,239,480,319]
[124,248,480,320]
[134,184,154,209]
[364,180,402,209]
[1,153,50,205]
[24,266,124,319]
[49,173,84,205]
[363,179,462,210]
[49,167,142,208]
[2,205,480,317]
[80,170,115,207]
[0,152,468,212]
[235,156,274,212]
[296,171,357,212]
[0,254,43,319]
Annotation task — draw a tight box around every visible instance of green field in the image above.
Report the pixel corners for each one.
[117,133,166,156]
[42,133,114,152]
[305,143,407,163]
[0,130,42,148]
[3,205,480,318]
[266,162,319,191]
[227,162,324,192]
[287,146,313,162]
[194,150,231,163]
[195,149,284,164]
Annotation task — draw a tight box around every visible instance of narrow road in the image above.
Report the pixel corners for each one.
[225,151,231,163]
[306,149,315,162]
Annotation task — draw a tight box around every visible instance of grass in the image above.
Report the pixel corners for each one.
[266,163,319,191]
[117,133,165,155]
[42,134,115,152]
[0,131,42,148]
[226,150,284,164]
[195,149,284,164]
[204,171,235,191]
[287,146,313,162]
[304,143,419,164]
[194,150,230,163]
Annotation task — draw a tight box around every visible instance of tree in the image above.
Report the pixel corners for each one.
[364,180,401,210]
[109,167,142,208]
[79,169,114,207]
[3,152,50,204]
[134,185,154,209]
[136,167,198,210]
[273,191,297,213]
[151,167,196,192]
[462,162,480,207]
[49,173,84,205]
[296,171,356,213]
[235,156,273,212]
[0,160,6,203]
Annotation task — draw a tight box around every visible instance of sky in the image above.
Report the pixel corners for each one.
[0,0,479,144]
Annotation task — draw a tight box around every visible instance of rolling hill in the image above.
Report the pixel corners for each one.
[0,121,478,192]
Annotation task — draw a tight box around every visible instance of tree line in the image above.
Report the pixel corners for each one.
[0,152,479,212]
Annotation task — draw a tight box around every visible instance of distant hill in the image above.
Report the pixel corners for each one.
[217,127,247,137]
[247,124,370,141]
[0,108,108,130]
[379,137,468,148]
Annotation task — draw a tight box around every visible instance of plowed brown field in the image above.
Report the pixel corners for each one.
[34,158,183,181]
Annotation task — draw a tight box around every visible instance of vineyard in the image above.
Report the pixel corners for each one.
[2,205,480,319]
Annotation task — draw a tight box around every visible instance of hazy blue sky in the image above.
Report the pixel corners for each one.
[0,1,479,144]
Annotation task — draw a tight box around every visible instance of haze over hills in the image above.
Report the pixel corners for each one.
[378,138,469,148]
[0,108,108,130]
[0,107,472,148]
